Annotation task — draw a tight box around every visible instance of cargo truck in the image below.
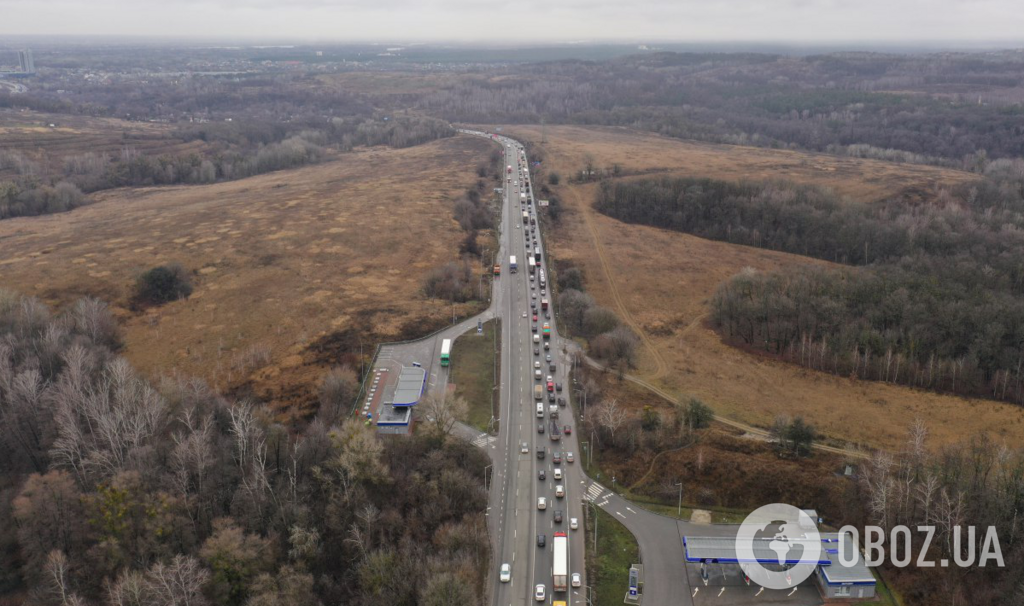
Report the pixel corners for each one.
[510,256,517,273]
[534,385,544,401]
[552,533,568,592]
[541,299,549,311]
[550,421,561,440]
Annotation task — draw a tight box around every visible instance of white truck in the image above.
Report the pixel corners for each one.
[510,255,517,273]
[553,533,568,592]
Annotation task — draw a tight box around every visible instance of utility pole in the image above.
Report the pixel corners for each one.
[676,482,684,518]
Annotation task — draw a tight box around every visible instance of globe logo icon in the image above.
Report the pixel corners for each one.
[735,504,821,590]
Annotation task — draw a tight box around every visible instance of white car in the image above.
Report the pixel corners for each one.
[570,517,579,530]
[521,442,529,454]
[500,563,512,583]
[572,572,581,588]
[537,497,547,510]
[534,584,546,602]
[555,485,564,498]
[566,452,575,463]
[553,468,562,480]
[534,361,541,369]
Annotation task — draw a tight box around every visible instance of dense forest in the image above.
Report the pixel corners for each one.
[860,424,1024,605]
[0,290,489,605]
[0,69,454,219]
[595,164,1024,404]
[418,52,1024,165]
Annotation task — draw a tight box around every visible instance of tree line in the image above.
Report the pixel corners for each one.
[417,51,1024,166]
[0,290,490,605]
[596,166,1024,405]
[859,422,1024,605]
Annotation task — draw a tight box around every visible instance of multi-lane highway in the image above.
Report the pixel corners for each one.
[461,130,588,606]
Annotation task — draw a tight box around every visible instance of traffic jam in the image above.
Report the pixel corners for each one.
[498,136,579,604]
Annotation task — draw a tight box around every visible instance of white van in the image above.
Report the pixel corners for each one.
[533,335,540,344]
[537,402,544,418]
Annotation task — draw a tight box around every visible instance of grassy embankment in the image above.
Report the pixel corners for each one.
[451,318,501,433]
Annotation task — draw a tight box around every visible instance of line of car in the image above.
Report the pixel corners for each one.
[498,139,582,602]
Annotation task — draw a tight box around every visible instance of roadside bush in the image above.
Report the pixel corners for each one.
[557,267,584,293]
[423,262,476,303]
[771,416,817,458]
[590,325,639,368]
[548,172,561,185]
[683,398,714,430]
[133,263,193,306]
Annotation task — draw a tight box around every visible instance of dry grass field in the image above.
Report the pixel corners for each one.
[0,134,497,420]
[0,109,210,178]
[502,125,1024,450]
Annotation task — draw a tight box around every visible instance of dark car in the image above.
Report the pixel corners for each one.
[547,392,555,403]
[537,534,546,548]
[538,423,545,434]
[537,447,545,459]
[549,363,556,372]
[557,397,566,407]
[553,452,562,464]
[532,325,537,333]
[554,510,563,523]
[534,347,540,356]
[539,469,546,480]
[555,383,563,392]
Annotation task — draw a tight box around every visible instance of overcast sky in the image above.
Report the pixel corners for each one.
[1,0,1022,44]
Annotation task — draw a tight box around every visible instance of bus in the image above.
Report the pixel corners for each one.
[440,339,452,367]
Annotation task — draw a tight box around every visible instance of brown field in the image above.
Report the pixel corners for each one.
[0,109,210,178]
[502,125,1024,451]
[0,135,497,420]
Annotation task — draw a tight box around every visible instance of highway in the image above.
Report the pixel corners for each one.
[462,130,588,606]
[452,129,824,606]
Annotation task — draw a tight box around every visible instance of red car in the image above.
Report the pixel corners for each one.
[564,425,572,435]
[533,315,538,322]
[547,381,554,392]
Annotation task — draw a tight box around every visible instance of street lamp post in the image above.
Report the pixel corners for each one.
[675,482,684,517]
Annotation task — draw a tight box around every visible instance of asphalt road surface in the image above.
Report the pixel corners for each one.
[455,130,823,606]
[458,131,588,606]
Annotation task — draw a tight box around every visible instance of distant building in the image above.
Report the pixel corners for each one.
[17,49,35,74]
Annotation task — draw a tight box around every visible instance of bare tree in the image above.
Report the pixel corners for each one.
[593,399,627,444]
[145,555,210,606]
[318,366,358,425]
[171,408,214,530]
[40,550,85,606]
[421,389,468,440]
[228,402,271,521]
[107,569,148,606]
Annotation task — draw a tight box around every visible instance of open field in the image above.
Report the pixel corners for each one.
[0,109,210,179]
[502,125,1024,450]
[0,134,497,420]
[509,124,979,203]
